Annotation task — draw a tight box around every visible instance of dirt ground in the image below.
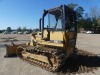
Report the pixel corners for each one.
[0,33,100,75]
[76,33,100,54]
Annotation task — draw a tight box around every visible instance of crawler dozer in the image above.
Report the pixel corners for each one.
[5,5,77,71]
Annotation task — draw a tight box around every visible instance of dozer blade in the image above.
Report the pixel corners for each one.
[4,42,25,58]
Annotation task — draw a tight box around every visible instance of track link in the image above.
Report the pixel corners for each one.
[16,45,66,71]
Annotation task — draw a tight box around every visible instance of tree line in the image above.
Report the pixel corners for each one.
[67,3,100,33]
[3,26,39,33]
[5,27,32,32]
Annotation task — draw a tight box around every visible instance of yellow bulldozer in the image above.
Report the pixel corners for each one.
[4,5,77,71]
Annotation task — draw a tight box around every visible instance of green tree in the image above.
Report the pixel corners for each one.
[97,17,100,27]
[67,3,84,20]
[75,7,84,20]
[29,28,32,33]
[35,28,39,32]
[67,3,77,10]
[77,18,85,31]
[17,27,22,32]
[67,3,84,32]
[89,6,100,33]
[6,27,11,32]
[22,26,27,32]
[85,18,93,30]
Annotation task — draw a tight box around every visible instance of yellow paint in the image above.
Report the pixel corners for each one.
[22,52,49,63]
[44,30,48,38]
[26,31,76,58]
[50,31,63,41]
[38,41,63,47]
[5,44,25,56]
[30,32,41,46]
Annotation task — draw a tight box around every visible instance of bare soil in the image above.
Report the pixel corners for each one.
[0,33,100,75]
[56,49,100,75]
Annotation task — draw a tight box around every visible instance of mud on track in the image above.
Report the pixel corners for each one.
[56,49,100,75]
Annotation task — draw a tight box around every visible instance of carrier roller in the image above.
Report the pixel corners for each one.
[16,45,66,71]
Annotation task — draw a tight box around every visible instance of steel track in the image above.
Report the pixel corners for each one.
[16,45,66,71]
